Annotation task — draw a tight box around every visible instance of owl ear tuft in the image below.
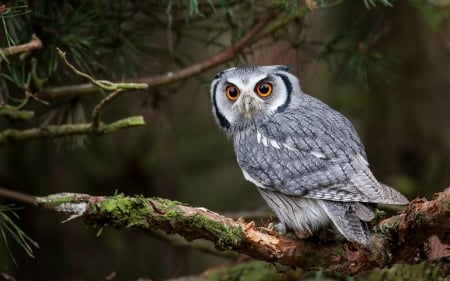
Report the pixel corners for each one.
[214,67,238,79]
[214,72,223,79]
[275,65,293,73]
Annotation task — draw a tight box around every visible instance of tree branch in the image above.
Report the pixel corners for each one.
[0,187,36,205]
[34,187,450,275]
[56,48,148,92]
[0,116,145,146]
[0,34,42,61]
[91,89,125,132]
[0,108,34,121]
[40,13,280,98]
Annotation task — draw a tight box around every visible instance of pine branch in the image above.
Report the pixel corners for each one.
[0,116,145,146]
[0,108,34,121]
[56,48,148,92]
[34,187,450,275]
[0,187,36,205]
[40,12,280,98]
[0,34,42,61]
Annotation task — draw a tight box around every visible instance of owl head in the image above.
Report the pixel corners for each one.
[210,65,301,134]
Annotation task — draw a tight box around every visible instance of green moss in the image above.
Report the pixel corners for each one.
[374,216,401,237]
[155,197,183,208]
[186,213,245,249]
[95,195,153,229]
[95,195,246,249]
[364,262,450,281]
[216,225,245,250]
[165,208,183,220]
[100,194,131,214]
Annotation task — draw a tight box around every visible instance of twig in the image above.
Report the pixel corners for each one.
[0,34,42,61]
[0,108,34,121]
[0,116,145,146]
[0,187,36,205]
[91,89,124,132]
[56,48,148,91]
[57,49,147,132]
[41,13,279,98]
[35,187,450,275]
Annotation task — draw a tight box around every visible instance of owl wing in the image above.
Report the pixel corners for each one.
[237,95,408,205]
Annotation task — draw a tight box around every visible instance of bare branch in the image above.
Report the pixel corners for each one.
[0,187,36,205]
[56,48,148,91]
[0,116,145,146]
[35,187,450,275]
[0,34,42,61]
[40,13,280,98]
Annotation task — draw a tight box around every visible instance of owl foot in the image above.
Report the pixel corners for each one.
[293,230,312,240]
[274,222,288,235]
[272,223,313,240]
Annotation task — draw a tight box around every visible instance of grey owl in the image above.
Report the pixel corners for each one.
[210,65,408,245]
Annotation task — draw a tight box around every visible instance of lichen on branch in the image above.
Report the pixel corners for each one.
[0,116,145,146]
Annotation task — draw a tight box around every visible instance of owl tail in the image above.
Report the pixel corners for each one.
[319,200,372,245]
[379,183,409,205]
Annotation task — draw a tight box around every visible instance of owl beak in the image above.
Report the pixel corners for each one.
[239,95,255,118]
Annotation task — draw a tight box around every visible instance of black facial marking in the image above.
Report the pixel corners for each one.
[275,65,293,73]
[212,81,231,129]
[214,71,224,80]
[275,73,292,113]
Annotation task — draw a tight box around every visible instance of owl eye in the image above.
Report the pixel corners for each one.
[255,82,273,97]
[225,85,240,101]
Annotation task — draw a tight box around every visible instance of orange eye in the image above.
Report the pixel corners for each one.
[255,82,273,97]
[225,85,240,101]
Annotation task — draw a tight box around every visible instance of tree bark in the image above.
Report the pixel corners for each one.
[35,187,450,276]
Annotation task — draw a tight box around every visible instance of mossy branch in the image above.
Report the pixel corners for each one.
[0,50,147,146]
[0,116,145,146]
[0,107,34,121]
[35,187,450,275]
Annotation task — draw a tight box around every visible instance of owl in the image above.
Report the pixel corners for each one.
[210,65,409,245]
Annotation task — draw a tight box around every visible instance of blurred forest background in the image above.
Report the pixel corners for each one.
[0,0,449,280]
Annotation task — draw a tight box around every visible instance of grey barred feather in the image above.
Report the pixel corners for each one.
[210,65,408,245]
[319,200,372,245]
